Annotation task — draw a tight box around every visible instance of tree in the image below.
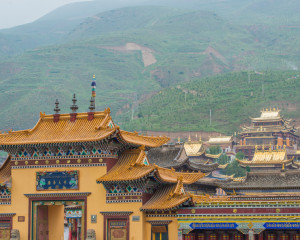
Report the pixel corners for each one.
[235,151,245,160]
[207,145,222,154]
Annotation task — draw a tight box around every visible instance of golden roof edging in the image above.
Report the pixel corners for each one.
[205,153,222,159]
[0,155,11,184]
[155,166,205,184]
[140,183,192,211]
[119,130,170,148]
[96,110,112,130]
[0,128,117,146]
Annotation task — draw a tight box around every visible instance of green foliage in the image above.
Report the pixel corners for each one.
[0,6,300,133]
[223,159,247,177]
[207,146,222,154]
[235,151,245,160]
[218,154,230,165]
[122,70,300,133]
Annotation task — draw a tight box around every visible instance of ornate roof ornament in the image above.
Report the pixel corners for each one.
[54,99,60,114]
[89,97,95,112]
[70,93,78,113]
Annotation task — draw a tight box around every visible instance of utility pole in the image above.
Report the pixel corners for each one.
[131,92,137,121]
[209,109,212,126]
[248,70,251,84]
[185,91,187,103]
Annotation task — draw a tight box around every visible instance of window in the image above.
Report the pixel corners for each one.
[152,225,168,240]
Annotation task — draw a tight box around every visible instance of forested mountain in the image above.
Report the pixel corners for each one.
[0,3,299,133]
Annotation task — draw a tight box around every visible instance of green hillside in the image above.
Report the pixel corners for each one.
[0,6,300,133]
[120,70,300,134]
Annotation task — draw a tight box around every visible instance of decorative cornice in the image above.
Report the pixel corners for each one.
[100,211,133,216]
[0,213,15,217]
[24,192,91,198]
[147,220,172,225]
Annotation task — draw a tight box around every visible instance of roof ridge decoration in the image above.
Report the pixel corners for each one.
[140,182,192,211]
[0,110,169,147]
[171,177,185,197]
[237,147,294,166]
[97,148,205,184]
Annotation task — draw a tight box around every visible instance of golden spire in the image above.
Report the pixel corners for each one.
[188,135,191,142]
[262,144,265,151]
[178,136,180,143]
[282,163,285,171]
[199,136,202,142]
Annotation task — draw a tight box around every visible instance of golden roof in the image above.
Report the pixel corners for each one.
[207,136,233,144]
[140,179,191,211]
[119,130,170,148]
[97,147,205,184]
[183,139,221,159]
[155,167,205,184]
[184,140,205,156]
[0,109,169,147]
[0,155,11,185]
[97,147,155,183]
[237,149,293,165]
[251,108,281,121]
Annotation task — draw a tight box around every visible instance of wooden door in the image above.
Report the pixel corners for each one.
[37,206,49,240]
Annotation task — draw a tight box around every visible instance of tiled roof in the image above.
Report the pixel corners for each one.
[119,130,170,148]
[155,167,205,184]
[237,149,293,165]
[207,136,233,144]
[0,111,113,145]
[97,147,205,184]
[251,109,281,121]
[97,148,155,183]
[0,109,169,147]
[0,155,11,186]
[184,141,205,156]
[220,170,300,189]
[140,180,191,211]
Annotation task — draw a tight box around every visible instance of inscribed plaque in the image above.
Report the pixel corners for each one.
[36,170,79,190]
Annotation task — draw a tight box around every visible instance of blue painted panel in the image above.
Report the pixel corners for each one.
[189,223,238,229]
[264,222,300,229]
[36,170,79,190]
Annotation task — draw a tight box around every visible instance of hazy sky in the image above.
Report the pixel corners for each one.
[0,0,91,29]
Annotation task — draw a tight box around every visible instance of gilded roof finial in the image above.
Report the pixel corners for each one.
[54,99,60,114]
[255,145,258,151]
[91,74,96,97]
[262,144,265,151]
[282,163,285,171]
[188,135,191,142]
[199,136,202,142]
[70,93,78,113]
[177,137,180,143]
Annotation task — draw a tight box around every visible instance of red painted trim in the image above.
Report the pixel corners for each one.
[103,215,130,240]
[27,195,88,240]
[142,192,153,204]
[87,112,94,121]
[106,158,118,171]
